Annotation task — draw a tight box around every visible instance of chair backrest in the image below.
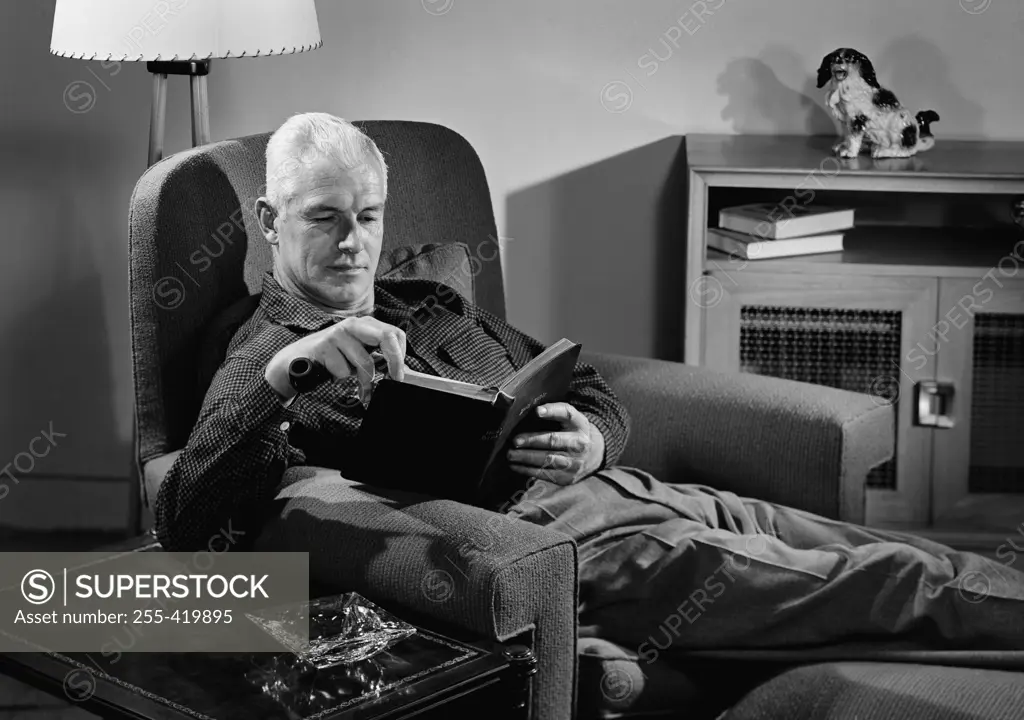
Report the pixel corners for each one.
[129,120,504,469]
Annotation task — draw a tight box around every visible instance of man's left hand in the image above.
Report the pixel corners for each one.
[507,403,605,485]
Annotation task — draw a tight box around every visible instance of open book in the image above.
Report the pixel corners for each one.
[350,338,582,506]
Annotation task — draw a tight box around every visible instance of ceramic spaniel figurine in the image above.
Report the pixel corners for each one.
[816,48,940,159]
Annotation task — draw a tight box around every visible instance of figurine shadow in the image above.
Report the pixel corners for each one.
[717,50,836,137]
[873,34,985,141]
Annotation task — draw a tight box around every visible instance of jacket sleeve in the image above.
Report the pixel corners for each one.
[153,355,307,552]
[465,304,632,468]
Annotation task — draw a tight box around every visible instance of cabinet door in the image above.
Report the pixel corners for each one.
[703,271,938,526]
[932,277,1024,532]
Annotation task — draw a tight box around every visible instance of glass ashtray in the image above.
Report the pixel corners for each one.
[245,592,417,669]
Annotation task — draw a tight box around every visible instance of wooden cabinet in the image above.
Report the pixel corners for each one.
[684,134,1024,544]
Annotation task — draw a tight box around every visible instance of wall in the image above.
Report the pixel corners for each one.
[1,0,1021,529]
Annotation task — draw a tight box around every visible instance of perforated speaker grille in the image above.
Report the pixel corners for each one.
[739,306,902,489]
[968,313,1024,494]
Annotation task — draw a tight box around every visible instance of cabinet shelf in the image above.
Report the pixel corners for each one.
[705,225,1022,278]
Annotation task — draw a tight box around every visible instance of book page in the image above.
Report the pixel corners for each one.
[401,367,497,401]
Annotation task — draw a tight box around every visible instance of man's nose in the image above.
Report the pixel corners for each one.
[335,216,363,251]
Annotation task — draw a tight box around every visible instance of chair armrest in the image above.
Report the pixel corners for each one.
[583,351,894,522]
[251,466,578,720]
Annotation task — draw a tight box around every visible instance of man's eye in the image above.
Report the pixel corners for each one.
[311,215,334,223]
[360,214,380,224]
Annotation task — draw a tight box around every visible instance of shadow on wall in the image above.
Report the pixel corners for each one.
[504,137,689,362]
[0,143,122,481]
[875,35,984,140]
[717,48,835,135]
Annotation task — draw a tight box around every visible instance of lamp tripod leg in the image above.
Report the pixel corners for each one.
[190,73,211,147]
[148,73,168,167]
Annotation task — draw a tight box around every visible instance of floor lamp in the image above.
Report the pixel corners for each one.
[49,0,322,535]
[50,0,323,167]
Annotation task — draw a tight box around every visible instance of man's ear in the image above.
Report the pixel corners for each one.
[254,198,279,245]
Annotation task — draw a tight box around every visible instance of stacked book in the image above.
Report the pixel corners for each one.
[708,203,855,260]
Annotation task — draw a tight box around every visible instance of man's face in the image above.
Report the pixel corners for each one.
[264,154,385,310]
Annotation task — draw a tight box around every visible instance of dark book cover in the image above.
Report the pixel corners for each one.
[351,339,582,507]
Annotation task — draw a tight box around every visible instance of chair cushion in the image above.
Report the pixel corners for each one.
[376,241,475,303]
[194,242,475,401]
[721,661,1024,720]
[578,636,1024,720]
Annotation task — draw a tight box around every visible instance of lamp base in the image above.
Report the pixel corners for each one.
[147,60,213,167]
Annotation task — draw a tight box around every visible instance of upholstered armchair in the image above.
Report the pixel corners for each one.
[129,122,904,720]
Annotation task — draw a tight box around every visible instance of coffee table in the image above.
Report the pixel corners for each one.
[0,624,535,719]
[0,532,536,719]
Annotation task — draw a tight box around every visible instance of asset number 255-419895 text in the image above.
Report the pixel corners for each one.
[133,609,233,624]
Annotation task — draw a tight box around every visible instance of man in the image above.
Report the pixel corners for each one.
[155,112,1024,657]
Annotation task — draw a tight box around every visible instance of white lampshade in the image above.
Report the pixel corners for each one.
[50,0,322,62]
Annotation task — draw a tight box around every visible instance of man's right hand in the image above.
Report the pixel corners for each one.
[265,317,407,404]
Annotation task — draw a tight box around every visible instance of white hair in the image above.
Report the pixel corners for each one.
[264,112,388,212]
